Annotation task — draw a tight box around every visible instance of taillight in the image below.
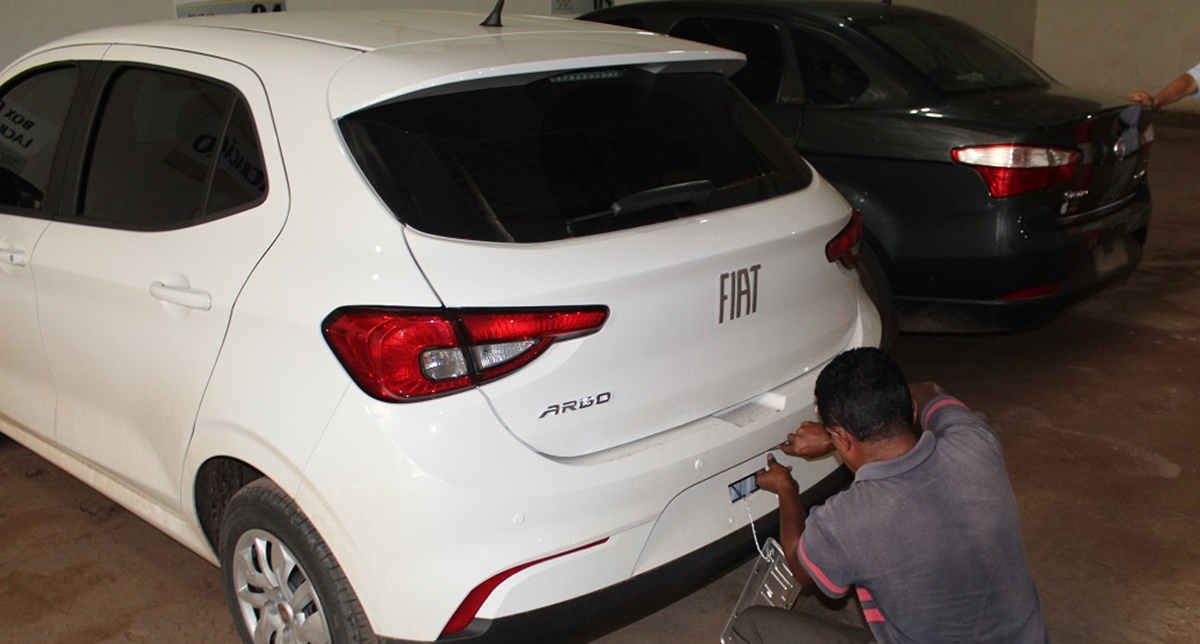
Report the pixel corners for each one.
[825,210,862,268]
[322,306,608,402]
[952,144,1080,198]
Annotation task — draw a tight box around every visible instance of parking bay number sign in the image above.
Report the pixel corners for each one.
[176,1,285,18]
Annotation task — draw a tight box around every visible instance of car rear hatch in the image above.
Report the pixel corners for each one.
[339,61,864,458]
[1057,101,1152,222]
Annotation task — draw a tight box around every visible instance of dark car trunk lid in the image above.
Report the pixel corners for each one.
[951,86,1152,218]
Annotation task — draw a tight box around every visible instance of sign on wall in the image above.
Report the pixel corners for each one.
[176,1,286,18]
[551,0,613,15]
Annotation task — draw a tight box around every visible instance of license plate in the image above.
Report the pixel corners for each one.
[728,472,759,503]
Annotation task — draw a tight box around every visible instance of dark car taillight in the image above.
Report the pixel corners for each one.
[322,306,609,402]
[825,210,862,268]
[952,144,1080,198]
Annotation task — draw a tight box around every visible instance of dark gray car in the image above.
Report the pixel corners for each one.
[584,1,1152,332]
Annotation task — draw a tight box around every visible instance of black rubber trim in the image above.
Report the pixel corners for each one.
[382,464,853,644]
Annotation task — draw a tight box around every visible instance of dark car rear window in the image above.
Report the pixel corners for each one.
[339,68,812,243]
[858,16,1048,95]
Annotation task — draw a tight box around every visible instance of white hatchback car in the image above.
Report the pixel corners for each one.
[0,8,879,643]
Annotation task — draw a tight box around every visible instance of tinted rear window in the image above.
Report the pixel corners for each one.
[340,68,811,243]
[858,16,1048,94]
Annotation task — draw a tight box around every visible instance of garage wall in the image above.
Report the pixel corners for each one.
[1033,0,1200,114]
[3,0,1200,114]
[0,1,172,72]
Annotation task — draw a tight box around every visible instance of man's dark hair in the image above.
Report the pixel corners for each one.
[814,347,914,442]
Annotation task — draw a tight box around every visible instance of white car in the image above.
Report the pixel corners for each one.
[0,8,879,643]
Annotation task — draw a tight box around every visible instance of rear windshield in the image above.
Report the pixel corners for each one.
[339,68,812,243]
[857,16,1048,95]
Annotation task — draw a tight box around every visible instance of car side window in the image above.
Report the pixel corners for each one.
[0,66,78,212]
[670,18,786,104]
[80,66,267,229]
[792,29,869,106]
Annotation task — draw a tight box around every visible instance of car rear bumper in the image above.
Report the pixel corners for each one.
[298,350,863,637]
[380,465,853,644]
[895,184,1151,333]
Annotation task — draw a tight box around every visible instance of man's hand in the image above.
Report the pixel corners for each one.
[1128,90,1154,106]
[755,453,813,590]
[779,421,835,459]
[755,453,799,496]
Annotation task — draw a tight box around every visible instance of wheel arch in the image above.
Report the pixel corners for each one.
[816,175,901,349]
[825,176,901,275]
[194,456,265,553]
[184,419,312,555]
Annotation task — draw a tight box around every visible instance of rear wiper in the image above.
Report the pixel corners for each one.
[567,180,714,226]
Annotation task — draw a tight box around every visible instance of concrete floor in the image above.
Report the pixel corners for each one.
[2,119,1199,643]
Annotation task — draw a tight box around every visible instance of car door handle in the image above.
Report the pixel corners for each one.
[149,281,212,311]
[1,249,27,267]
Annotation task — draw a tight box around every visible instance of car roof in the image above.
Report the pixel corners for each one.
[24,9,746,117]
[42,9,670,52]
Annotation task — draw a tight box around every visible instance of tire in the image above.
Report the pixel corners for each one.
[219,478,377,644]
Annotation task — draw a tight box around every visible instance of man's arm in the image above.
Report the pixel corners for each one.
[754,454,815,589]
[1129,71,1200,108]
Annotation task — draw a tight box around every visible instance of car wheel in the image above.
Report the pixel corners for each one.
[220,478,376,644]
[857,241,899,352]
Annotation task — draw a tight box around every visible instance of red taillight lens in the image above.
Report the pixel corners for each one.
[952,144,1080,198]
[825,210,862,268]
[322,306,608,402]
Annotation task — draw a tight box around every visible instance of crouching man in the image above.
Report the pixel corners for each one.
[732,347,1048,644]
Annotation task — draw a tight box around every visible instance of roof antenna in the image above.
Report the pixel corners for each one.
[481,0,505,27]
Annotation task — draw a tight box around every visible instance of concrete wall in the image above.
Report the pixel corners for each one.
[3,0,1200,114]
[1034,0,1200,114]
[0,1,173,71]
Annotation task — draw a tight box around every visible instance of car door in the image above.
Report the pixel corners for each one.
[32,46,287,510]
[0,51,103,439]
